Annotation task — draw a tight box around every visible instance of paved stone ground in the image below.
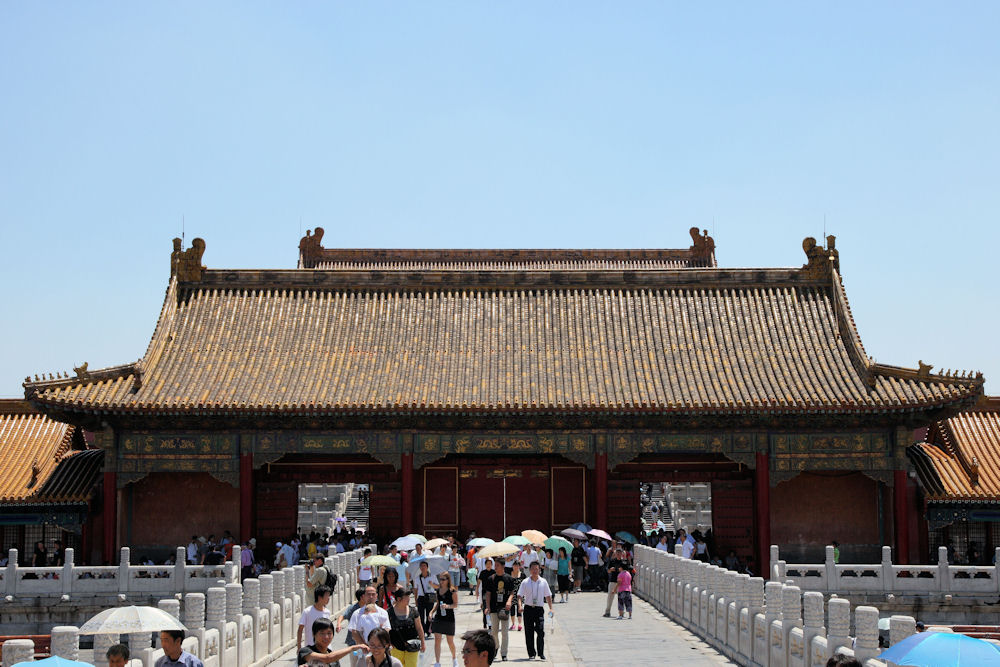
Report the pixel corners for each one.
[273,588,733,666]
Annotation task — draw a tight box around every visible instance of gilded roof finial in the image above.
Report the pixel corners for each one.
[171,237,206,282]
[688,227,715,263]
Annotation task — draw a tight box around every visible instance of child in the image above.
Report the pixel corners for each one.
[616,567,633,620]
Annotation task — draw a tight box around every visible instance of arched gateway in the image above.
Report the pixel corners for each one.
[25,230,982,571]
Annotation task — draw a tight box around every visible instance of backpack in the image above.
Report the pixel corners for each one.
[323,566,338,591]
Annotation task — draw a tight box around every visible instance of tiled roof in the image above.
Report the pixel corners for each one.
[34,448,104,503]
[24,247,983,415]
[908,398,1000,501]
[0,401,76,502]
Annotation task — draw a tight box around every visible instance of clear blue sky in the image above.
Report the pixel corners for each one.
[1,2,997,397]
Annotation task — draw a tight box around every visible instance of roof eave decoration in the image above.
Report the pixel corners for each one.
[171,237,206,282]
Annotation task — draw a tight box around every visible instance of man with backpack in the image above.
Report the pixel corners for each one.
[307,555,337,604]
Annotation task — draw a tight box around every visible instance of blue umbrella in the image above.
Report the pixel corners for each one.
[570,522,592,533]
[14,658,94,667]
[878,631,1000,666]
[615,531,638,544]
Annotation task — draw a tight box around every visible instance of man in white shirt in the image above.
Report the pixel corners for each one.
[517,561,553,661]
[186,537,199,565]
[356,548,373,588]
[585,541,602,590]
[519,544,539,569]
[655,535,670,552]
[297,585,332,649]
[348,586,390,646]
[677,529,695,559]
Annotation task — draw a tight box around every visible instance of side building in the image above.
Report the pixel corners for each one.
[24,230,983,569]
[0,400,104,563]
[909,396,1000,563]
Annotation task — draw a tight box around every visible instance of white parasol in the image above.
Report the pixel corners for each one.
[79,605,187,635]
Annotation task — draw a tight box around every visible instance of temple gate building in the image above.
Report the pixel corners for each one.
[24,229,984,569]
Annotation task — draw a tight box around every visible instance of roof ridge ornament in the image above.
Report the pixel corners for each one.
[688,227,715,263]
[299,227,325,267]
[801,235,840,278]
[171,237,206,282]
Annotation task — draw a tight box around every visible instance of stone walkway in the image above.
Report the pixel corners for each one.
[274,587,733,666]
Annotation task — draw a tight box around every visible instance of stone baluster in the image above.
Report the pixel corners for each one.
[93,634,120,667]
[826,597,851,657]
[782,585,803,663]
[763,581,782,630]
[889,615,916,647]
[118,547,131,593]
[129,632,152,653]
[272,570,285,605]
[747,577,764,618]
[853,605,880,664]
[5,549,17,596]
[231,545,242,582]
[184,591,207,630]
[61,548,75,596]
[825,545,837,590]
[293,565,306,598]
[159,598,181,620]
[243,578,260,614]
[802,591,825,657]
[770,545,780,580]
[50,626,80,660]
[2,639,35,667]
[207,587,227,626]
[227,582,244,622]
[937,546,950,593]
[259,574,274,609]
[174,547,187,594]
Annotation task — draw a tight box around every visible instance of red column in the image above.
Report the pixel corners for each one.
[240,453,253,541]
[894,470,911,565]
[595,452,608,529]
[102,471,117,565]
[754,452,771,579]
[401,453,414,535]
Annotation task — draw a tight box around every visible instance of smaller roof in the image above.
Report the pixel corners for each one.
[909,397,1000,502]
[0,400,99,505]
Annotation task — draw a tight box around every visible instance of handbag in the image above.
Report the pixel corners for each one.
[405,639,422,653]
[497,609,510,621]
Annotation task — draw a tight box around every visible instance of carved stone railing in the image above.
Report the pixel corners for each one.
[771,545,1000,597]
[634,544,920,667]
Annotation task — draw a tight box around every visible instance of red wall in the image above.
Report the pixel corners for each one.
[127,473,239,556]
[771,471,880,562]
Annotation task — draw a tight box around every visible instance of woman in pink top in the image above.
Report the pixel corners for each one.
[616,568,633,619]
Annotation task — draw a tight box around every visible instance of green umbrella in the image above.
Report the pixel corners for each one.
[362,554,403,568]
[615,531,638,544]
[503,535,531,546]
[544,536,573,555]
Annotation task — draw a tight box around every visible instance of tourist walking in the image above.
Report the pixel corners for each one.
[542,548,558,594]
[616,566,633,620]
[157,630,203,667]
[414,560,438,638]
[484,559,514,661]
[570,539,586,592]
[585,540,602,591]
[358,628,401,667]
[298,618,364,667]
[459,630,496,667]
[430,572,458,667]
[517,561,554,661]
[556,547,571,603]
[508,562,526,631]
[387,588,425,667]
[376,567,400,609]
[602,547,627,617]
[298,585,333,649]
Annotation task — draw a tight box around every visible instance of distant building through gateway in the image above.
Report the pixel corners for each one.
[24,229,984,568]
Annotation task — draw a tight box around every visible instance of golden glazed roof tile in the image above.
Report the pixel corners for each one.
[908,398,1000,501]
[0,401,75,502]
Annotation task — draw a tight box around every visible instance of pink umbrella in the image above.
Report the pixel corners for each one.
[587,529,612,541]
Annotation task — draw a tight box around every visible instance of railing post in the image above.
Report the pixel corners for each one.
[882,546,893,593]
[770,545,780,580]
[889,614,916,647]
[825,545,836,593]
[118,547,131,594]
[938,546,950,594]
[50,625,80,660]
[826,597,851,659]
[175,547,187,594]
[2,638,36,667]
[853,606,880,664]
[61,547,75,597]
[5,548,16,596]
[802,591,825,662]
